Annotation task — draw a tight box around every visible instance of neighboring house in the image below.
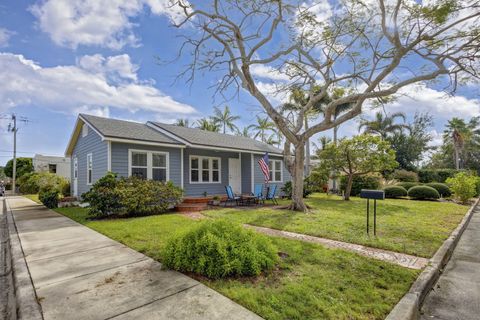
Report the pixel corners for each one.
[65,114,291,198]
[33,154,71,181]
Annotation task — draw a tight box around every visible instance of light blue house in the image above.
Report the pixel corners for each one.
[65,114,291,197]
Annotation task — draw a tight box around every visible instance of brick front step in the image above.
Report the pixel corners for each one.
[176,203,208,212]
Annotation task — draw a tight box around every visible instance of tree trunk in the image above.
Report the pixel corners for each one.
[344,174,354,201]
[304,117,310,177]
[288,143,308,212]
[332,123,339,191]
[454,145,460,170]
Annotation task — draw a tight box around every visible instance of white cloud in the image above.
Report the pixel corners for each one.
[0,28,13,47]
[367,83,480,120]
[30,0,188,49]
[250,65,291,82]
[0,52,196,116]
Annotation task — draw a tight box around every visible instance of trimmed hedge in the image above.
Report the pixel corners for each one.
[408,186,440,200]
[395,182,420,190]
[418,169,460,183]
[425,183,451,197]
[163,220,278,279]
[392,169,419,182]
[340,175,380,196]
[384,186,408,198]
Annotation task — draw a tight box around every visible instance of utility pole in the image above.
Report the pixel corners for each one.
[8,115,18,194]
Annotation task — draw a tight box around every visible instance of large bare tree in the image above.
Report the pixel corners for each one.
[170,0,480,211]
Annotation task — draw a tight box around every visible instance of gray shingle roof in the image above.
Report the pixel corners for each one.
[149,122,283,154]
[80,114,180,145]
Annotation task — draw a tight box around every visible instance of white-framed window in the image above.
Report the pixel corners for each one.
[73,157,78,179]
[190,156,221,183]
[82,123,88,137]
[269,160,283,182]
[128,149,169,181]
[86,153,93,185]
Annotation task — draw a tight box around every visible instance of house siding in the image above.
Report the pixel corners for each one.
[253,154,290,196]
[110,142,182,187]
[183,148,239,196]
[71,126,108,196]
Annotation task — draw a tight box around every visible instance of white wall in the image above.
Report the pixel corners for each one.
[33,154,71,181]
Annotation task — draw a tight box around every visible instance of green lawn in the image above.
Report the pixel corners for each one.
[203,193,469,258]
[23,194,41,204]
[55,206,418,320]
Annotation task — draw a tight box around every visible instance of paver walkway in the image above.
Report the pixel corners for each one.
[246,225,429,270]
[420,203,480,320]
[7,196,262,320]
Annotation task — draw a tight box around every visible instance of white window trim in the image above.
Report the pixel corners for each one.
[189,155,221,184]
[128,149,170,181]
[73,157,78,179]
[269,159,283,183]
[86,153,93,185]
[82,123,88,137]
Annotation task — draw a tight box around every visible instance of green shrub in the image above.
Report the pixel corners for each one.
[163,220,278,279]
[418,169,460,183]
[384,186,408,198]
[340,175,380,196]
[396,182,420,190]
[18,172,40,194]
[281,180,313,198]
[408,186,440,200]
[446,172,479,204]
[18,172,69,196]
[116,178,183,216]
[425,183,451,197]
[82,172,122,218]
[392,169,419,182]
[83,173,184,218]
[39,189,60,208]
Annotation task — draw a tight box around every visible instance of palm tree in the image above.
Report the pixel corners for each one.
[237,127,251,138]
[330,88,354,145]
[212,105,240,134]
[174,118,190,127]
[248,116,276,143]
[358,111,409,139]
[196,118,220,132]
[443,117,480,169]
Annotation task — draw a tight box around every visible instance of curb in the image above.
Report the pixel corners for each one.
[4,198,43,320]
[386,197,480,320]
[1,199,16,320]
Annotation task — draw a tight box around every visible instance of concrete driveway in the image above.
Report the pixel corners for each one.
[7,196,262,320]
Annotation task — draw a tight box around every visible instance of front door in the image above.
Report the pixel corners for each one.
[228,158,241,194]
[73,157,78,197]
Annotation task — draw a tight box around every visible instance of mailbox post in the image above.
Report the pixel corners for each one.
[360,189,385,236]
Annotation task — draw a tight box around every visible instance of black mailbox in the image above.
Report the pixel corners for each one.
[360,189,385,200]
[360,189,384,236]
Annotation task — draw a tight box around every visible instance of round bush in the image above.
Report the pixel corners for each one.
[384,186,408,198]
[425,183,451,197]
[163,220,278,279]
[408,186,440,200]
[396,182,420,190]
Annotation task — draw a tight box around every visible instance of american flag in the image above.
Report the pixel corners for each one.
[258,153,270,183]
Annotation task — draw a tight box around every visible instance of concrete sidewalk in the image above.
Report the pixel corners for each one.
[7,196,262,320]
[421,203,480,320]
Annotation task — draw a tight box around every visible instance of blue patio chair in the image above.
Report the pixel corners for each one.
[252,184,264,204]
[225,185,241,207]
[265,184,278,205]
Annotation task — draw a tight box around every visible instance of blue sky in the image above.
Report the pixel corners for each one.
[0,0,479,165]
